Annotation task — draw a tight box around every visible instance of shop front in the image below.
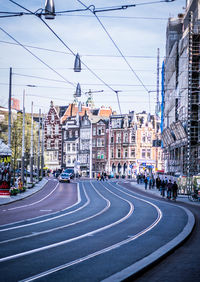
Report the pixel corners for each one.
[0,139,12,196]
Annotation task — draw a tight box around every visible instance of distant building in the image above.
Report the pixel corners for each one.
[44,101,62,170]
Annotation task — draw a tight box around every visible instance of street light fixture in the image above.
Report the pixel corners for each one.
[44,0,55,19]
[75,83,81,97]
[74,53,81,72]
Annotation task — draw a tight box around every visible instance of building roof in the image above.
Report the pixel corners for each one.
[61,103,90,123]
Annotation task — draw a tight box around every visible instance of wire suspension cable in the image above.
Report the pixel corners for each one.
[0,27,75,87]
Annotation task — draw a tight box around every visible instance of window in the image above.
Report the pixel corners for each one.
[55,139,59,149]
[72,143,75,151]
[97,152,101,159]
[55,124,59,135]
[69,131,72,138]
[117,133,121,143]
[47,139,51,149]
[142,135,146,143]
[92,139,96,147]
[75,130,78,138]
[123,133,128,143]
[97,138,104,147]
[141,149,146,159]
[131,132,136,143]
[124,149,128,158]
[47,125,51,135]
[117,148,121,158]
[93,127,96,136]
[51,114,54,122]
[67,144,70,151]
[53,151,58,160]
[131,149,135,158]
[147,134,151,143]
[111,150,114,158]
[111,136,114,144]
[147,149,151,159]
[76,143,79,151]
[67,157,71,164]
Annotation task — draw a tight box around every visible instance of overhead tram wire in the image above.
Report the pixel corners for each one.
[8,0,125,114]
[0,27,75,88]
[76,0,152,113]
[0,40,192,60]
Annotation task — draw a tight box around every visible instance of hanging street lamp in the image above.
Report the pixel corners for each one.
[75,83,81,97]
[44,0,55,20]
[74,53,81,72]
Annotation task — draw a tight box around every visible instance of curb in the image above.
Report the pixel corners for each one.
[102,201,195,282]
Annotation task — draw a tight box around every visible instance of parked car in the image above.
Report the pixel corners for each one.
[58,173,71,183]
[64,168,75,179]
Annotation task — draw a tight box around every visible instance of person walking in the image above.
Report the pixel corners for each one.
[172,181,178,201]
[144,177,148,190]
[101,172,104,181]
[149,178,152,189]
[97,172,101,181]
[160,179,166,197]
[156,176,161,190]
[167,179,173,200]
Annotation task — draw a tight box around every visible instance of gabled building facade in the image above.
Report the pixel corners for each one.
[62,114,80,169]
[91,118,109,174]
[44,101,62,170]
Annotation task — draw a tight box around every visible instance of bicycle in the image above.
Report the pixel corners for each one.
[188,191,200,202]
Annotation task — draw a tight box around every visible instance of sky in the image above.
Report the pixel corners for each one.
[0,0,186,115]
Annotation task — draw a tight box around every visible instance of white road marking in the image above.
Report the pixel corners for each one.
[20,183,162,282]
[0,182,134,262]
[40,210,52,212]
[0,184,86,233]
[7,182,59,211]
[0,182,110,244]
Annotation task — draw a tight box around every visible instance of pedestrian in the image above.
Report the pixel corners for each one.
[97,172,101,181]
[104,171,107,181]
[137,174,140,184]
[167,179,173,200]
[160,180,166,197]
[149,178,152,189]
[144,177,148,190]
[101,172,104,181]
[152,176,155,188]
[172,181,178,201]
[156,176,161,190]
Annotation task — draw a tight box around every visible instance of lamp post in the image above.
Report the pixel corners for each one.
[89,121,92,179]
[30,101,34,183]
[41,113,45,179]
[21,90,25,185]
[37,109,41,181]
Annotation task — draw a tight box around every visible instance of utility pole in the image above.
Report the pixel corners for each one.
[37,109,41,181]
[108,120,111,175]
[41,113,44,179]
[30,101,34,183]
[155,48,160,174]
[21,90,25,185]
[8,67,12,147]
[187,11,193,192]
[89,121,92,179]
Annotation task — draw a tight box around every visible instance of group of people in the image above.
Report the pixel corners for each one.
[97,172,107,181]
[156,177,178,200]
[138,174,178,201]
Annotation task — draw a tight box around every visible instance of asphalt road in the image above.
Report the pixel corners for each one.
[0,180,194,282]
[122,181,200,282]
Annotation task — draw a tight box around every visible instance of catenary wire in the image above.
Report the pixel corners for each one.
[0,27,75,88]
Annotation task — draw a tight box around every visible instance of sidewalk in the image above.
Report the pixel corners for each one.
[0,178,48,206]
[129,180,200,206]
